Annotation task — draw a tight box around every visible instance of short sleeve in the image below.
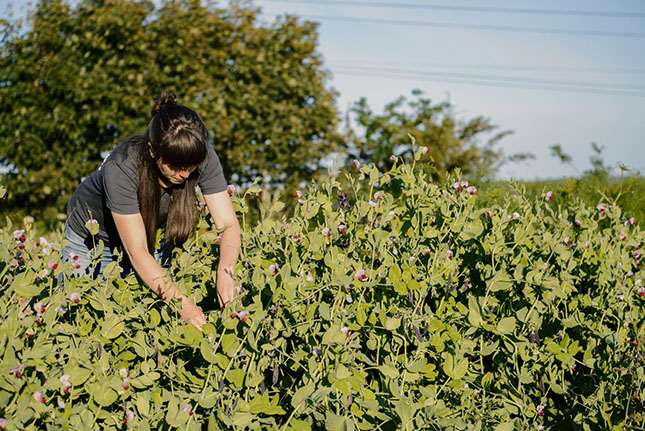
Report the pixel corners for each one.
[197,144,228,195]
[102,160,140,214]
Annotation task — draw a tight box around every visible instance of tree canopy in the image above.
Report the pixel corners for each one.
[0,0,343,219]
[345,90,521,180]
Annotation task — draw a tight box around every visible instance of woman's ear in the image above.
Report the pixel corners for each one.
[148,142,155,159]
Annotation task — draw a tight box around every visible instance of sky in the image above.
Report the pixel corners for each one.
[1,0,644,180]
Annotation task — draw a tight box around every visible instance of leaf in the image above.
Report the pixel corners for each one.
[88,382,117,407]
[496,317,516,335]
[325,412,346,431]
[11,270,43,298]
[292,382,315,408]
[102,314,125,339]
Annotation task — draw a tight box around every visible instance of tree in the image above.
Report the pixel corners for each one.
[344,89,525,180]
[0,0,343,221]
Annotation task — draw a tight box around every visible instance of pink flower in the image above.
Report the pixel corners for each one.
[9,363,24,377]
[512,212,520,220]
[33,302,45,314]
[340,327,350,337]
[563,237,571,246]
[227,185,235,195]
[69,252,79,261]
[453,182,462,193]
[354,269,367,282]
[122,378,130,391]
[388,211,396,220]
[322,227,331,237]
[198,201,206,212]
[374,191,383,201]
[338,224,346,234]
[466,186,477,195]
[33,391,46,404]
[597,204,607,215]
[238,311,249,323]
[60,374,72,394]
[537,404,545,416]
[69,292,81,304]
[13,229,25,239]
[214,235,221,245]
[389,155,397,163]
[620,232,626,241]
[183,404,194,416]
[546,191,553,201]
[124,410,134,423]
[446,250,454,260]
[312,348,322,355]
[37,237,48,247]
[48,258,57,270]
[268,264,278,275]
[352,159,360,169]
[295,190,302,199]
[0,418,6,428]
[421,146,428,154]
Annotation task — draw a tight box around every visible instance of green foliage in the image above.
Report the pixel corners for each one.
[345,89,522,181]
[0,0,342,219]
[1,153,644,429]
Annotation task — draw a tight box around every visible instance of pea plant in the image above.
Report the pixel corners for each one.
[0,148,643,431]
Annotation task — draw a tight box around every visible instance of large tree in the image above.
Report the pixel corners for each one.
[345,89,526,180]
[0,0,343,219]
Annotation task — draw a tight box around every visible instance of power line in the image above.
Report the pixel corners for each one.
[330,67,645,97]
[259,0,645,18]
[263,12,645,38]
[330,64,645,91]
[328,61,645,75]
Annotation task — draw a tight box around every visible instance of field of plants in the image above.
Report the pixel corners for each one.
[0,149,644,430]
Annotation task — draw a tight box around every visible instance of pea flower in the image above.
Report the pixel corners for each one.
[268,264,278,275]
[354,269,367,282]
[453,182,463,193]
[198,201,206,212]
[237,311,249,323]
[466,186,477,195]
[0,418,6,429]
[620,232,626,241]
[124,410,135,423]
[69,292,81,304]
[227,185,235,195]
[294,190,302,199]
[340,327,350,337]
[60,374,72,394]
[421,146,428,154]
[388,211,396,220]
[352,159,360,169]
[374,191,383,201]
[597,204,607,215]
[37,237,48,247]
[13,230,25,239]
[546,191,553,201]
[33,391,46,404]
[389,155,397,163]
[312,348,322,355]
[183,404,194,416]
[9,363,24,377]
[338,224,346,234]
[322,227,331,237]
[33,302,45,314]
[48,258,58,270]
[446,250,454,260]
[563,237,571,247]
[537,404,545,416]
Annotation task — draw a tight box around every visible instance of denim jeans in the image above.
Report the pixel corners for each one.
[61,224,171,279]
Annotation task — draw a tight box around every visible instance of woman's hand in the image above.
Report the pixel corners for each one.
[177,296,207,330]
[217,267,242,308]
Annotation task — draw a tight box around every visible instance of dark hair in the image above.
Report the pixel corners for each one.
[136,91,208,252]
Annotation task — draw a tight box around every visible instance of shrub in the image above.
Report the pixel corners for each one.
[0,150,643,430]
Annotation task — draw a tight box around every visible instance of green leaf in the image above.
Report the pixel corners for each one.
[292,382,315,408]
[11,270,43,298]
[496,317,516,335]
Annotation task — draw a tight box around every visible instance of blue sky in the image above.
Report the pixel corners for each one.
[2,0,644,180]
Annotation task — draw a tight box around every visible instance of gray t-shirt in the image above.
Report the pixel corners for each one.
[66,139,227,246]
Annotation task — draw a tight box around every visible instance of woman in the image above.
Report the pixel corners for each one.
[63,92,241,329]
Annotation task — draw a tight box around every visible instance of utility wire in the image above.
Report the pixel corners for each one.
[263,12,645,38]
[329,61,645,75]
[259,0,645,18]
[331,64,645,91]
[331,68,645,97]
